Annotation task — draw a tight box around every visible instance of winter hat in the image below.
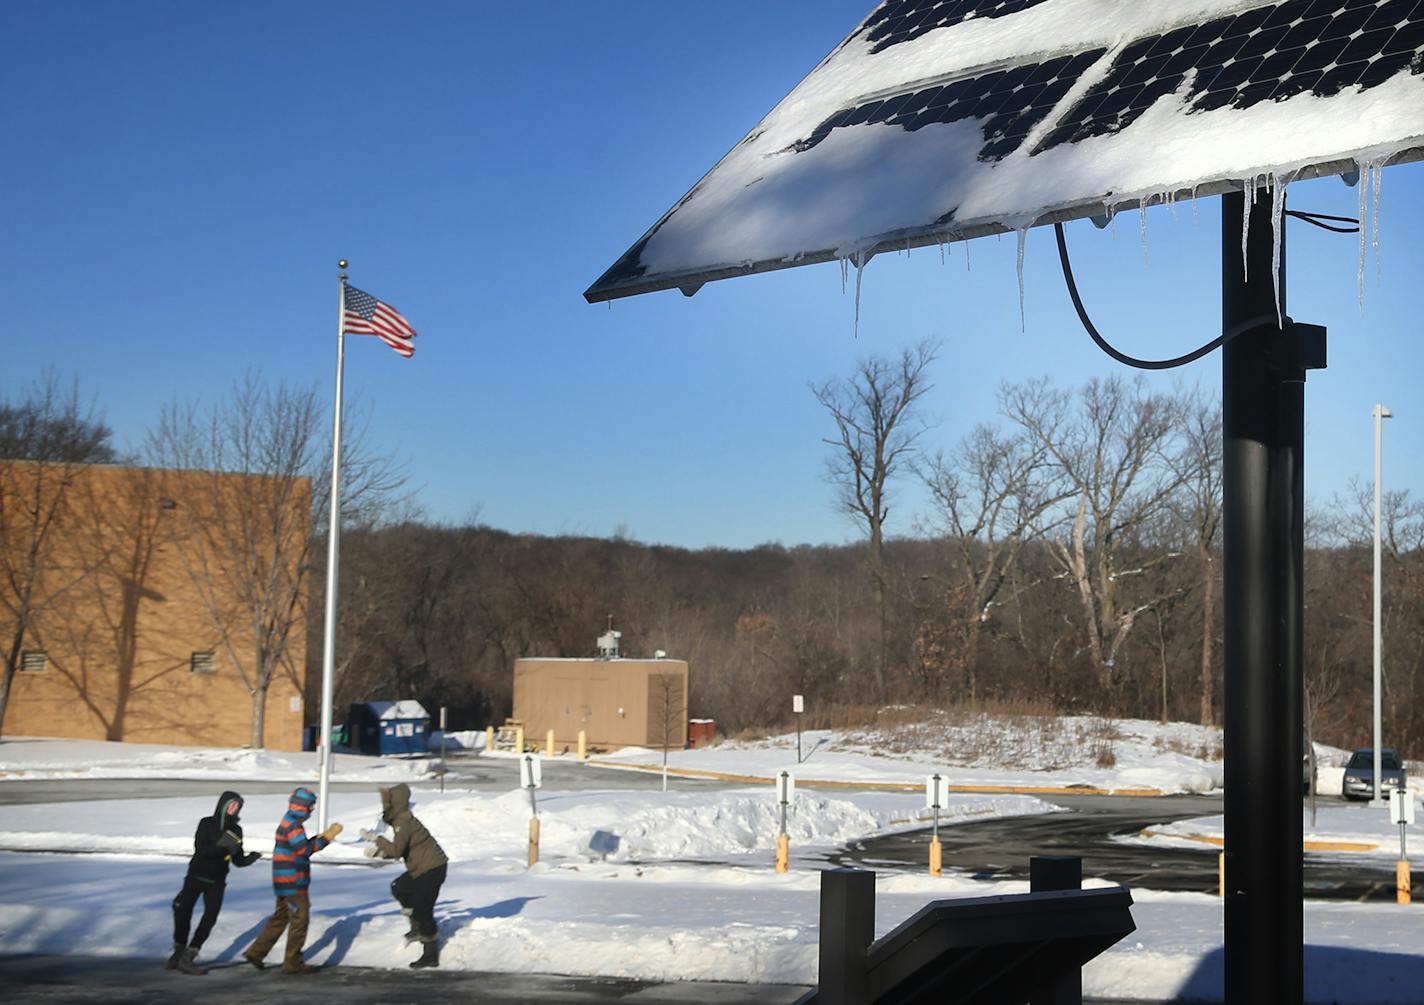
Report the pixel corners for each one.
[288,787,317,813]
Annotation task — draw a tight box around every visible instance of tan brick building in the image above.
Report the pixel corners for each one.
[1,461,309,750]
[512,657,689,752]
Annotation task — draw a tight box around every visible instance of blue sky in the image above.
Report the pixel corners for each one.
[3,1,1420,549]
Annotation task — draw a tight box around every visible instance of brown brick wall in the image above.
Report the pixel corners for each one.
[2,462,309,751]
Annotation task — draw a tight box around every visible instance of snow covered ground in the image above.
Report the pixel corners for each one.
[1134,802,1424,860]
[595,715,1230,794]
[1,727,1421,1002]
[0,736,435,784]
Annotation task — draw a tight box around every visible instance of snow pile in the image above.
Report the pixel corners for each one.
[0,787,1053,866]
[0,737,435,783]
[599,714,1227,794]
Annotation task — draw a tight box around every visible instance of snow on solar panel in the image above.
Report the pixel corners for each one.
[586,0,1424,302]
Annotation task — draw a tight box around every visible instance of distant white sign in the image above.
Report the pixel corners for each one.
[792,694,804,714]
[777,770,795,805]
[1390,789,1416,826]
[520,753,543,790]
[289,696,302,712]
[925,773,947,810]
[396,723,415,737]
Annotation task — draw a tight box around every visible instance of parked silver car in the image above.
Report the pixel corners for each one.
[1340,749,1406,800]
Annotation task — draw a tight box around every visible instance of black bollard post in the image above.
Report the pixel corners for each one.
[1031,856,1083,1005]
[817,868,875,1005]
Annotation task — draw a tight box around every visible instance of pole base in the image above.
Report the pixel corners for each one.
[1398,859,1412,905]
[929,838,942,877]
[776,833,789,874]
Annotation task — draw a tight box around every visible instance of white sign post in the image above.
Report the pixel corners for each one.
[522,753,543,867]
[438,706,448,793]
[925,773,946,876]
[793,694,804,763]
[775,770,795,874]
[1390,789,1415,904]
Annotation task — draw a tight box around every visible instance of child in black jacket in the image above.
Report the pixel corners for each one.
[166,789,261,975]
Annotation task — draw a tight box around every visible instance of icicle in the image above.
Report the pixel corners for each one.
[840,257,849,295]
[1240,175,1254,284]
[1138,198,1150,270]
[853,248,866,338]
[1269,175,1287,326]
[1191,184,1201,228]
[1372,163,1383,285]
[964,240,971,272]
[1015,227,1028,332]
[1357,159,1369,312]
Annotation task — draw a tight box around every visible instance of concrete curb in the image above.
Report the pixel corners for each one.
[584,759,1164,797]
[1139,827,1378,853]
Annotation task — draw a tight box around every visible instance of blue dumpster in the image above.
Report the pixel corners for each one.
[347,700,430,756]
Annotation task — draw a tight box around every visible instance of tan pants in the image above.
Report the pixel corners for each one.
[246,894,310,971]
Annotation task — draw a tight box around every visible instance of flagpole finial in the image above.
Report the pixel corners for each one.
[338,259,348,277]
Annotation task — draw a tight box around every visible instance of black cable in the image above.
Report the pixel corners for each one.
[1284,209,1359,234]
[1054,221,1278,371]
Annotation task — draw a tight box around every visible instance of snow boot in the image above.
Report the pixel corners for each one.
[410,940,439,969]
[163,942,182,970]
[242,949,267,970]
[176,946,207,976]
[282,961,320,975]
[401,908,419,943]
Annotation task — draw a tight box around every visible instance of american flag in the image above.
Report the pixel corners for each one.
[342,285,416,358]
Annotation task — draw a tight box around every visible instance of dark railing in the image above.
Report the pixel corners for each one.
[797,856,1135,1005]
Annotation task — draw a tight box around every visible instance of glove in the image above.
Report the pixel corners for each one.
[240,850,261,866]
[321,822,343,841]
[363,843,379,858]
[359,828,378,842]
[217,830,242,852]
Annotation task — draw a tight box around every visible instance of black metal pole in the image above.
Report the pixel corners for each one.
[1221,190,1304,1004]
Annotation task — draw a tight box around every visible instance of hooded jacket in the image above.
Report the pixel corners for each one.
[271,787,330,897]
[373,783,447,879]
[187,789,260,884]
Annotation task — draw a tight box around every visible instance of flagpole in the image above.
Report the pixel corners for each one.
[317,259,348,831]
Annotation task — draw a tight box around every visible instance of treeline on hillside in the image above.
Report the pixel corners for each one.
[316,521,1423,759]
[317,354,1423,759]
[4,367,1421,758]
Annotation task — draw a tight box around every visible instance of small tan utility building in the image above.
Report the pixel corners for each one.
[512,656,689,751]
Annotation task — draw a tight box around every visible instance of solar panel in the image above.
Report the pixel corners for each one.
[585,0,1424,302]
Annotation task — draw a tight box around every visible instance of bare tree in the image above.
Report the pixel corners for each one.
[649,671,687,791]
[0,375,116,738]
[1168,394,1223,725]
[145,375,404,747]
[917,422,1070,703]
[1003,376,1187,693]
[813,339,940,695]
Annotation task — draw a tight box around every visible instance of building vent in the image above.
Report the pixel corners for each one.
[596,629,622,659]
[191,651,215,674]
[20,651,47,673]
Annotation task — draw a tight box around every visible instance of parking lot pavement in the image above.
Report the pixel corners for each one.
[0,955,810,1004]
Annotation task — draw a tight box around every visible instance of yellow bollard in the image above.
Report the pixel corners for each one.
[546,729,555,757]
[1218,852,1225,897]
[1399,860,1412,905]
[577,730,587,760]
[515,726,525,753]
[528,816,540,867]
[775,833,789,874]
[484,726,493,754]
[929,837,942,877]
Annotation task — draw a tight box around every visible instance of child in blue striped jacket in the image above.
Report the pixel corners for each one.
[242,788,342,975]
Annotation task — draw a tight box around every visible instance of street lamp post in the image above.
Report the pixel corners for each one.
[1372,403,1393,806]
